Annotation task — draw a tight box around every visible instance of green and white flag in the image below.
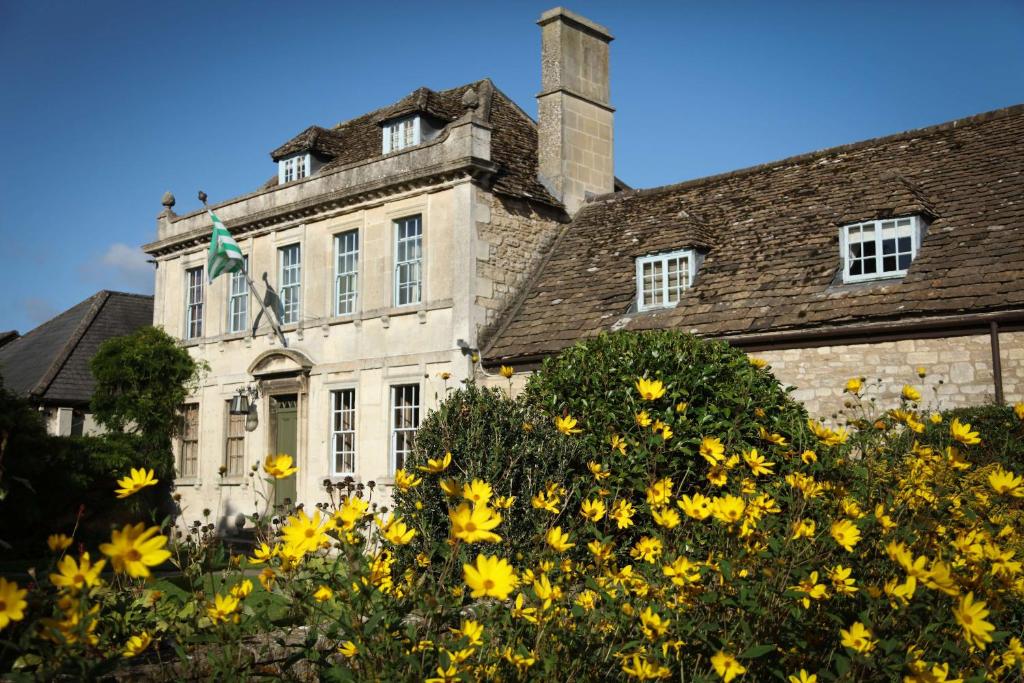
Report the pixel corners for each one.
[206,211,244,282]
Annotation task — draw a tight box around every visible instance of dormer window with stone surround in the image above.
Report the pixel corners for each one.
[382,115,421,154]
[840,216,922,284]
[278,153,310,184]
[636,249,701,312]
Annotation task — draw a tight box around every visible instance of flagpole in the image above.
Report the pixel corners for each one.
[200,193,288,348]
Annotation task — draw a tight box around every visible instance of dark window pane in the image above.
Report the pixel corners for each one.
[898,237,912,252]
[863,259,877,274]
[881,238,896,255]
[898,254,912,270]
[862,241,876,257]
[883,256,896,272]
[850,260,862,276]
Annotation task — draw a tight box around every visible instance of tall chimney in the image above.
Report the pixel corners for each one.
[537,7,614,215]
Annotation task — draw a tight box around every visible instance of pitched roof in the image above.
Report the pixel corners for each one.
[268,79,562,207]
[0,331,17,349]
[485,104,1024,363]
[0,291,153,405]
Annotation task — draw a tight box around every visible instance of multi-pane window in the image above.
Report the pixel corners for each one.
[224,401,245,477]
[227,256,248,333]
[334,230,359,316]
[279,244,301,324]
[842,217,920,283]
[636,250,695,311]
[179,403,199,478]
[330,389,357,475]
[390,384,420,473]
[280,155,309,183]
[394,215,423,307]
[383,116,420,153]
[185,267,204,339]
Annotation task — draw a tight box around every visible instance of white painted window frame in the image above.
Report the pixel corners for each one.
[389,383,420,475]
[330,388,357,476]
[635,249,697,312]
[226,255,249,333]
[840,216,921,284]
[382,115,421,154]
[334,230,359,316]
[184,266,204,339]
[278,243,302,324]
[223,399,246,477]
[394,215,423,307]
[278,154,311,184]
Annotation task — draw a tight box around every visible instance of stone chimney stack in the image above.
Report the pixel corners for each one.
[537,7,614,215]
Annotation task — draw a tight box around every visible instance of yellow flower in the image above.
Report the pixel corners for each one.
[511,592,538,623]
[645,477,673,506]
[788,670,817,683]
[609,434,628,455]
[449,503,503,544]
[249,542,278,564]
[711,495,745,525]
[1014,402,1024,421]
[0,578,28,631]
[662,555,701,585]
[630,536,663,563]
[313,585,333,602]
[800,449,818,464]
[808,419,849,446]
[416,451,452,473]
[493,495,516,509]
[394,468,423,491]
[828,565,858,596]
[504,648,537,673]
[461,479,493,505]
[622,654,671,680]
[206,593,240,623]
[930,412,943,424]
[114,467,159,498]
[100,523,171,578]
[902,385,922,402]
[280,509,331,557]
[758,425,787,445]
[639,606,670,640]
[47,533,73,552]
[844,378,863,394]
[791,518,816,540]
[840,621,876,655]
[230,579,253,599]
[123,632,152,658]
[651,506,680,529]
[789,571,829,608]
[749,357,769,369]
[379,514,416,545]
[830,519,861,552]
[874,505,896,533]
[339,640,358,658]
[950,418,980,445]
[711,651,747,682]
[953,592,995,650]
[588,461,612,481]
[678,493,713,520]
[580,498,606,522]
[463,554,518,600]
[988,466,1024,497]
[742,448,775,475]
[263,454,298,479]
[451,618,484,646]
[546,526,575,552]
[334,495,370,532]
[531,490,561,514]
[635,377,667,401]
[258,568,276,590]
[635,410,653,427]
[555,414,582,435]
[700,436,725,464]
[50,552,105,591]
[611,499,635,529]
[499,365,515,379]
[588,539,614,563]
[439,478,460,497]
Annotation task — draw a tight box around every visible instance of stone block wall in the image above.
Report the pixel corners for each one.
[475,191,564,333]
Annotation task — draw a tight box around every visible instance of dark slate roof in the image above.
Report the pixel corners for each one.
[0,291,153,405]
[268,80,562,207]
[485,104,1024,363]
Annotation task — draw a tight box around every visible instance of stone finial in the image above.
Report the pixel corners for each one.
[161,191,175,208]
[462,87,479,110]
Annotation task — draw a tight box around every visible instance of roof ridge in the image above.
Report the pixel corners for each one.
[30,291,110,399]
[327,80,487,131]
[583,102,1024,207]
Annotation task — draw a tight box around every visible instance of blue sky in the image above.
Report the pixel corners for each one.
[1,1,1021,333]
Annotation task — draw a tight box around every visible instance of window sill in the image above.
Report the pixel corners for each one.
[175,478,201,488]
[218,478,247,487]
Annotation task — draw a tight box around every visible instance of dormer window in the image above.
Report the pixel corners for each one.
[279,154,310,184]
[840,216,922,283]
[636,249,699,311]
[383,115,421,154]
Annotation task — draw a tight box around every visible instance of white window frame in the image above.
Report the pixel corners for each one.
[394,215,423,307]
[382,115,421,154]
[840,216,921,284]
[224,399,245,477]
[226,255,249,334]
[389,384,420,475]
[635,249,697,312]
[330,388,357,476]
[278,154,310,184]
[278,244,302,324]
[185,266,204,339]
[334,230,359,316]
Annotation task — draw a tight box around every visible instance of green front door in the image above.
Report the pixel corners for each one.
[271,395,298,507]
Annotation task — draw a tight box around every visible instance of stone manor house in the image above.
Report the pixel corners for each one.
[142,8,1024,522]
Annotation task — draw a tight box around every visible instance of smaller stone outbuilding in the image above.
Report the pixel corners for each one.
[0,291,154,436]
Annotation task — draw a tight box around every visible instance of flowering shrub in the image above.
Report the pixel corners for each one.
[1,332,1023,681]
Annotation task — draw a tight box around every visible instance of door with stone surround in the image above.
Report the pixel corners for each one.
[271,395,298,507]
